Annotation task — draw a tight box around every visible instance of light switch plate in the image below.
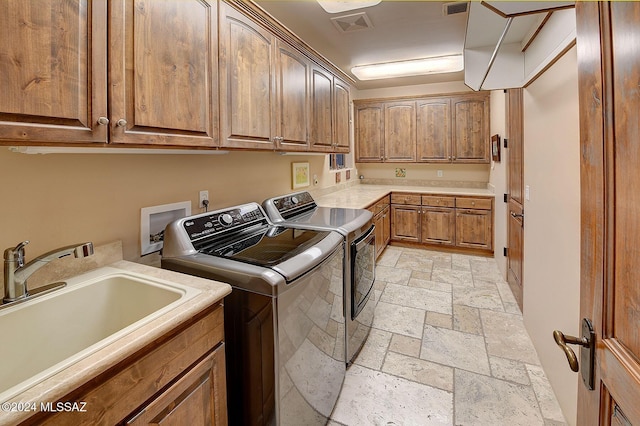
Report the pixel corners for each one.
[525,185,530,201]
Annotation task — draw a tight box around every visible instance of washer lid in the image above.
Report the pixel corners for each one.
[203,226,331,268]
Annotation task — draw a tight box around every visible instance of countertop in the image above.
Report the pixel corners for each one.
[2,260,231,426]
[314,184,495,209]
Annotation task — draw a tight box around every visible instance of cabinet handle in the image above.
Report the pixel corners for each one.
[116,119,127,127]
[97,117,109,126]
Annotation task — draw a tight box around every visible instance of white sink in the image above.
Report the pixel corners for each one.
[0,267,200,403]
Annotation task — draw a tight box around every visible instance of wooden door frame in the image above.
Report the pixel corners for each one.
[506,88,524,310]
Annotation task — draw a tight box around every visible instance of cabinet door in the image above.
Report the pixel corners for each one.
[219,2,276,149]
[374,212,385,259]
[126,345,227,426]
[417,98,451,162]
[451,95,490,163]
[275,41,309,151]
[455,208,492,250]
[310,65,334,151]
[0,0,108,144]
[333,77,351,153]
[391,205,420,242]
[384,101,416,162]
[109,0,218,147]
[354,103,384,162]
[382,205,391,247]
[421,207,456,246]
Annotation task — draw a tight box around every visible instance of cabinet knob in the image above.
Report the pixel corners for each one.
[471,201,476,206]
[97,117,109,126]
[116,119,127,127]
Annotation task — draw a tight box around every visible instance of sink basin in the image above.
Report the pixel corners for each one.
[0,267,200,403]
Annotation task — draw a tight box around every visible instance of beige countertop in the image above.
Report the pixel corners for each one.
[2,259,231,426]
[314,184,495,209]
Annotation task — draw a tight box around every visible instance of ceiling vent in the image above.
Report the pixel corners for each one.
[443,2,469,16]
[331,12,374,33]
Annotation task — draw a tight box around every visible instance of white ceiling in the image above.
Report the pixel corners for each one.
[255,0,469,90]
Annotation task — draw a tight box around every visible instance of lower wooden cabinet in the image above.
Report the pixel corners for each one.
[421,207,456,246]
[126,346,226,425]
[389,192,493,254]
[391,205,421,243]
[368,196,391,259]
[30,304,227,426]
[456,208,493,250]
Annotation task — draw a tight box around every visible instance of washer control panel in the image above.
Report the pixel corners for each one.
[271,191,316,214]
[183,203,266,242]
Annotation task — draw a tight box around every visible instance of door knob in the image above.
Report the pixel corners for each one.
[553,318,596,390]
[553,330,586,372]
[510,211,524,219]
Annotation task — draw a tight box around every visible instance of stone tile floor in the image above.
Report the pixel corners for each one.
[329,246,567,426]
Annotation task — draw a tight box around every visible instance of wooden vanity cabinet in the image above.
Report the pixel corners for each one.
[29,304,227,426]
[389,192,494,253]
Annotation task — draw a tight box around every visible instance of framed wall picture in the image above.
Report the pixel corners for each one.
[491,134,501,162]
[292,162,310,189]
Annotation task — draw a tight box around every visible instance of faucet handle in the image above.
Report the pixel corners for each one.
[5,241,29,266]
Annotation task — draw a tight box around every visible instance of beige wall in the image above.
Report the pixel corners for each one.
[0,149,345,283]
[522,46,580,425]
[488,90,507,277]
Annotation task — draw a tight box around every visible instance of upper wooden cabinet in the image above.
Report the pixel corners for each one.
[451,94,490,163]
[354,103,384,162]
[219,2,276,150]
[0,0,219,148]
[0,0,108,144]
[275,41,310,151]
[110,0,219,147]
[384,101,416,162]
[309,65,333,151]
[416,98,451,162]
[1,0,352,152]
[355,92,490,164]
[333,77,351,153]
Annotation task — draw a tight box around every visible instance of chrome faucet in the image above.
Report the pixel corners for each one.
[3,240,94,303]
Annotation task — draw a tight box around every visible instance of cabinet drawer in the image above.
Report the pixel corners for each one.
[456,197,492,210]
[422,196,455,208]
[391,193,421,206]
[369,195,390,215]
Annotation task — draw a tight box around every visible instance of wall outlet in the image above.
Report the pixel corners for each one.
[437,170,443,178]
[313,174,318,185]
[199,190,209,208]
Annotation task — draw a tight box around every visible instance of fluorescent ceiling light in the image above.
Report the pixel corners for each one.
[351,55,464,80]
[316,0,381,14]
